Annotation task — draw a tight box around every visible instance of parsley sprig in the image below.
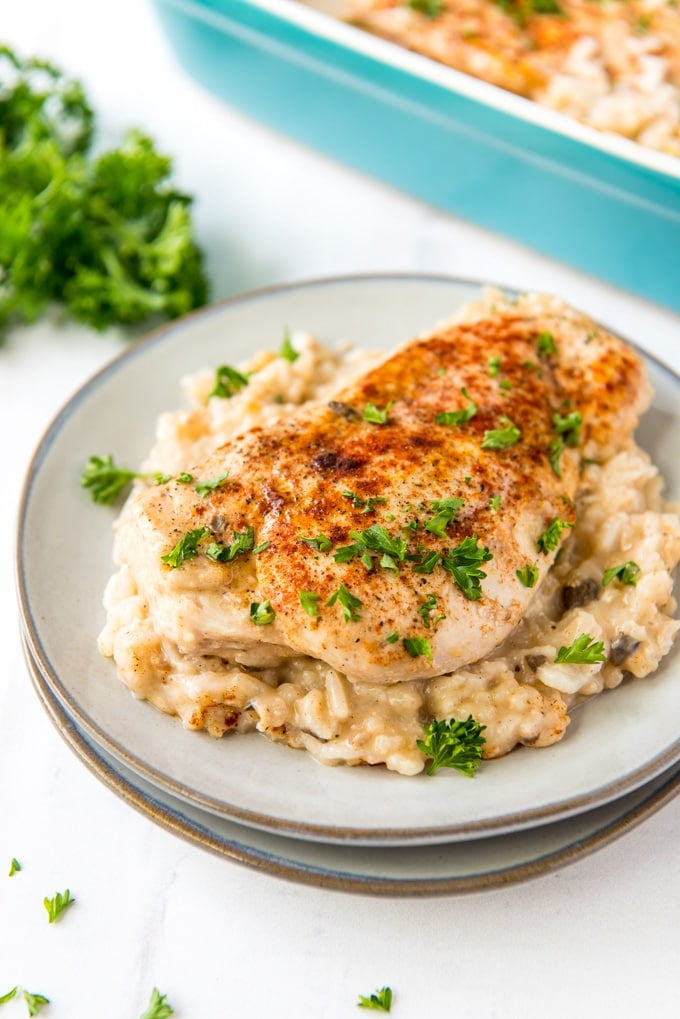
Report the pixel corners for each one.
[43,888,75,923]
[417,716,486,776]
[139,988,174,1019]
[80,454,143,504]
[554,633,606,664]
[358,986,393,1012]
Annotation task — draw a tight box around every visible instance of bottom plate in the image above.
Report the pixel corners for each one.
[25,639,680,897]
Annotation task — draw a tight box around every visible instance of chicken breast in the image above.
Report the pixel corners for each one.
[115,298,649,685]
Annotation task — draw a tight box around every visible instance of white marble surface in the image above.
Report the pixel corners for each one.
[2,2,680,1016]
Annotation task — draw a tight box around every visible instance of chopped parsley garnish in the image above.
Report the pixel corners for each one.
[342,489,387,514]
[335,525,408,571]
[8,858,21,877]
[139,988,174,1019]
[537,330,557,356]
[385,631,399,644]
[205,527,256,562]
[424,497,465,538]
[0,988,17,1005]
[23,991,50,1017]
[250,600,275,625]
[363,401,393,425]
[161,526,209,567]
[44,888,75,923]
[489,495,501,512]
[412,550,442,574]
[209,364,249,399]
[177,472,193,484]
[326,584,363,622]
[499,379,513,391]
[407,0,444,14]
[434,387,477,426]
[300,533,333,552]
[602,561,640,587]
[194,471,229,497]
[537,518,573,554]
[553,410,582,447]
[403,636,432,659]
[419,593,445,629]
[554,633,606,665]
[357,986,393,1012]
[278,327,299,363]
[417,716,486,776]
[548,437,565,478]
[488,355,502,377]
[442,536,493,600]
[154,473,172,485]
[80,454,142,504]
[299,591,320,617]
[481,416,521,450]
[516,563,539,588]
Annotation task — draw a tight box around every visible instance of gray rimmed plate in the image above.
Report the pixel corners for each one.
[23,636,680,895]
[16,274,680,846]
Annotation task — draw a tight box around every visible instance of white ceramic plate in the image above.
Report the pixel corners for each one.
[24,639,680,895]
[17,275,680,846]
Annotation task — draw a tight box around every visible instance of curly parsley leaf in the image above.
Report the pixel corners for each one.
[516,563,539,588]
[554,633,606,664]
[442,535,493,600]
[481,416,521,450]
[23,991,49,1017]
[43,888,75,923]
[278,327,299,363]
[139,988,174,1019]
[194,472,229,497]
[326,584,363,622]
[602,561,640,587]
[363,401,393,425]
[537,518,573,555]
[8,858,21,877]
[209,364,249,399]
[434,388,477,426]
[417,716,486,776]
[357,986,393,1012]
[250,600,275,625]
[161,526,209,568]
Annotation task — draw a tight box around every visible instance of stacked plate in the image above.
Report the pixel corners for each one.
[17,275,680,895]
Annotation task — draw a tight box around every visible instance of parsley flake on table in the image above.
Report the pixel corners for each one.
[537,518,573,554]
[424,497,465,538]
[209,364,249,399]
[403,636,432,659]
[0,46,207,340]
[43,888,75,923]
[602,561,640,587]
[299,591,320,617]
[161,526,209,567]
[8,858,21,877]
[357,986,393,1012]
[516,563,539,588]
[434,387,477,426]
[250,600,275,625]
[194,472,229,497]
[363,401,393,424]
[23,992,49,1017]
[441,535,493,600]
[326,584,363,622]
[417,716,486,776]
[481,416,521,450]
[139,988,174,1019]
[278,327,299,363]
[0,988,17,1005]
[554,633,606,664]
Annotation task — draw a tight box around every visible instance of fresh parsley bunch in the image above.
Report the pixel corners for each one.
[0,45,208,339]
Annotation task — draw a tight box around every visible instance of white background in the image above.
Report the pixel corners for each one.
[2,2,679,1016]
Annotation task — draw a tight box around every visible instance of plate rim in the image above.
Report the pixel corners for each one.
[23,635,680,896]
[16,271,680,845]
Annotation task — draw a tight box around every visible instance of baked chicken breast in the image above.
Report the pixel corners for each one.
[113,297,649,686]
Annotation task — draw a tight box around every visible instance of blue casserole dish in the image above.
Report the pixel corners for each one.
[152,0,680,310]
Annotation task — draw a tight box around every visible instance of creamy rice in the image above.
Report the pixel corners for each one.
[99,305,680,776]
